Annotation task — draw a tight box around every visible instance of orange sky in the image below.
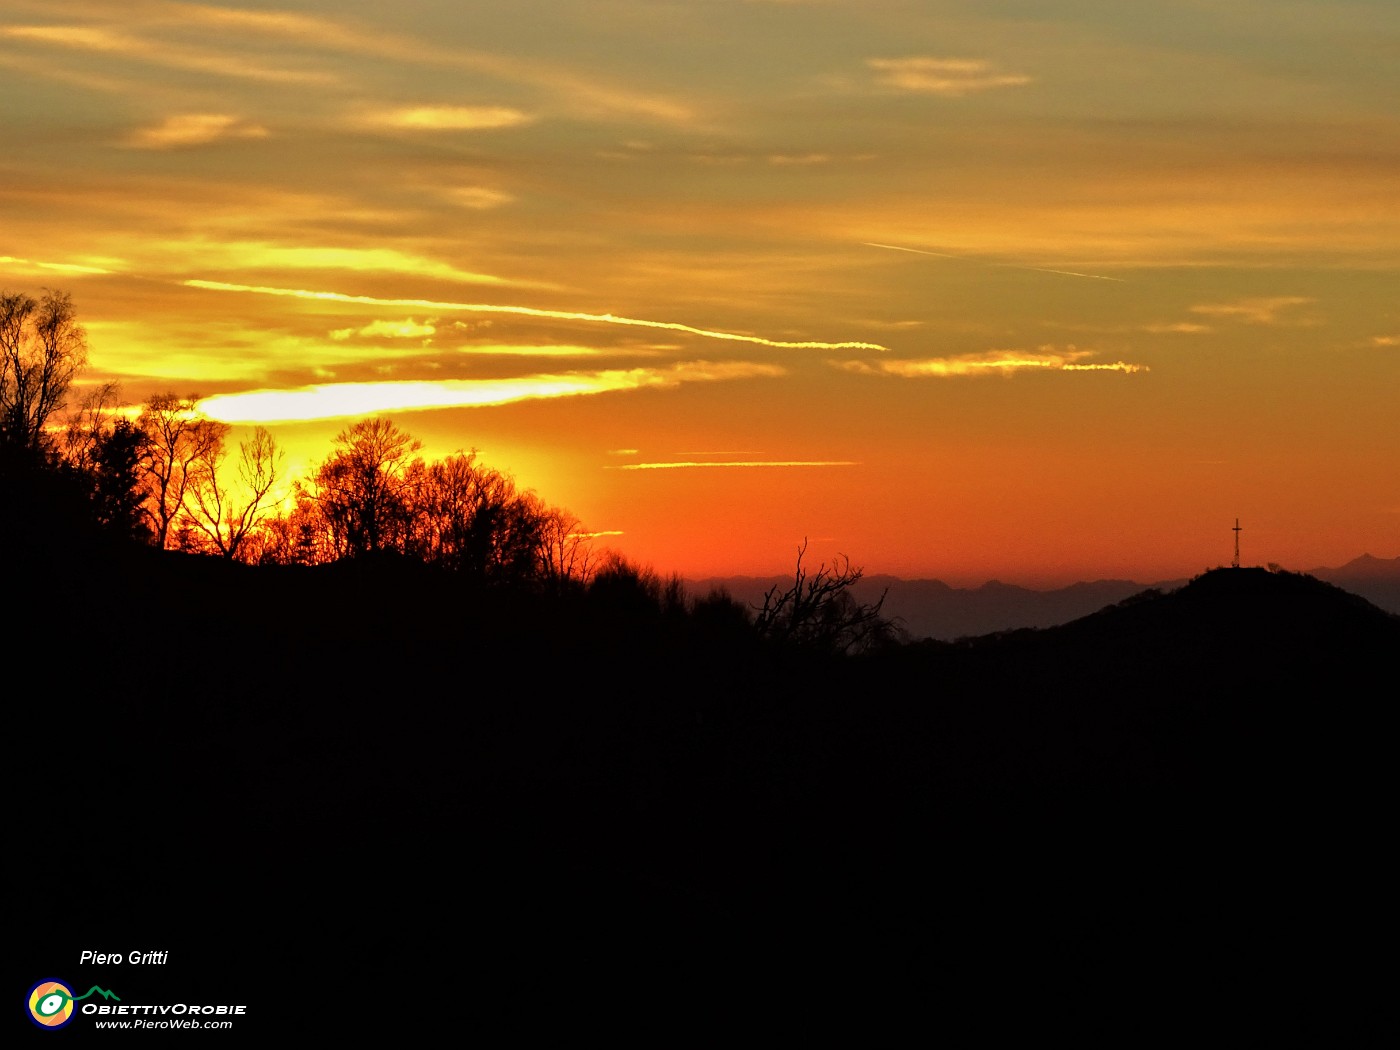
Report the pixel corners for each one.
[3,0,1396,584]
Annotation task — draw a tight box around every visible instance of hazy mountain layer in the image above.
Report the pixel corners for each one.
[692,553,1397,639]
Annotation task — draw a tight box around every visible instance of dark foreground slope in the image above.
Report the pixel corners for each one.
[15,555,1396,1032]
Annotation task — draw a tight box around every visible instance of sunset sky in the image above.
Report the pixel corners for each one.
[3,0,1396,584]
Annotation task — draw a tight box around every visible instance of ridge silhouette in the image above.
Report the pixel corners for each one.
[16,545,1393,1026]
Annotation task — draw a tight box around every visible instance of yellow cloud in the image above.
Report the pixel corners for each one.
[1,23,336,84]
[126,114,269,149]
[454,345,621,358]
[1142,322,1213,334]
[867,57,1031,96]
[0,254,113,275]
[769,153,833,166]
[362,106,534,131]
[613,460,858,470]
[842,347,1146,377]
[442,187,516,210]
[329,318,437,341]
[1189,297,1316,325]
[198,362,785,423]
[175,245,514,286]
[121,4,696,123]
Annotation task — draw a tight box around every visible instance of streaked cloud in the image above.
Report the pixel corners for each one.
[329,318,437,341]
[613,460,858,471]
[862,241,1125,282]
[768,153,832,166]
[1141,322,1213,334]
[126,113,269,149]
[184,280,892,351]
[841,347,1146,378]
[359,106,533,131]
[867,57,1031,96]
[1189,297,1316,325]
[1370,335,1398,348]
[442,187,516,210]
[0,23,337,85]
[176,246,515,286]
[453,345,622,358]
[197,361,784,423]
[0,254,114,275]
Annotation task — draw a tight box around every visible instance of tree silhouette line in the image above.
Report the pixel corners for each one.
[2,288,892,651]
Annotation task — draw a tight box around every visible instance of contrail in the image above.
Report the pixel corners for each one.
[184,279,890,352]
[1007,266,1125,283]
[862,241,1125,282]
[861,242,958,259]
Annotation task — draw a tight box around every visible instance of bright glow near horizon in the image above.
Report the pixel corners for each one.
[3,0,1396,583]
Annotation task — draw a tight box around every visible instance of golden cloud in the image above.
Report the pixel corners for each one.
[1,23,337,84]
[197,361,785,423]
[362,106,534,131]
[841,347,1146,377]
[329,318,437,341]
[126,113,269,149]
[1189,296,1316,325]
[442,187,516,210]
[867,57,1031,96]
[613,460,858,470]
[175,245,515,286]
[0,254,114,275]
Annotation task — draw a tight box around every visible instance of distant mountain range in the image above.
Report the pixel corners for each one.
[689,553,1399,640]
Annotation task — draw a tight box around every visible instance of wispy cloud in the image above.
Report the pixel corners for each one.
[190,2,697,124]
[1189,296,1315,325]
[867,57,1031,96]
[0,254,114,275]
[1,23,337,84]
[441,187,515,210]
[768,153,832,166]
[862,242,1125,282]
[175,246,516,286]
[329,318,436,341]
[452,345,632,358]
[198,362,784,423]
[841,347,1146,377]
[358,105,533,131]
[126,113,268,149]
[612,460,857,471]
[4,8,693,124]
[1141,322,1212,334]
[1370,335,1398,348]
[184,280,891,352]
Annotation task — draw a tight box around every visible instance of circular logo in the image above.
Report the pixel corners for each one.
[28,980,76,1029]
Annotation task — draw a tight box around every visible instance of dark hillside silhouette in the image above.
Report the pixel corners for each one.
[15,527,1395,1031]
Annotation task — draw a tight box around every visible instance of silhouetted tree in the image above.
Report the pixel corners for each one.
[309,417,422,558]
[88,419,152,542]
[62,380,120,469]
[186,426,283,560]
[250,489,329,566]
[537,506,597,590]
[136,393,230,549]
[754,540,895,654]
[0,289,87,457]
[402,450,594,585]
